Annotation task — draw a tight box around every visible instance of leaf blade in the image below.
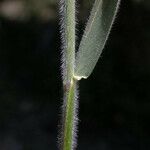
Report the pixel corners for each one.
[74,0,120,80]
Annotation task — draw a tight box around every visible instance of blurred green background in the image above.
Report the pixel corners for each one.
[0,0,150,149]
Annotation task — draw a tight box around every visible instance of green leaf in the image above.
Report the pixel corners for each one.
[74,0,120,80]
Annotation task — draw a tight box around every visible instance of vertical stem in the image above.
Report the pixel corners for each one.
[63,0,76,149]
[59,0,77,150]
[65,0,76,81]
[63,79,78,150]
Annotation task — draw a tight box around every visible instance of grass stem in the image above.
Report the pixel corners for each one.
[59,0,77,150]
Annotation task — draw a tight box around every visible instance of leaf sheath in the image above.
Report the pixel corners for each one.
[59,0,78,150]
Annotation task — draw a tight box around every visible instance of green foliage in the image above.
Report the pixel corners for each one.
[74,0,120,79]
[59,0,120,150]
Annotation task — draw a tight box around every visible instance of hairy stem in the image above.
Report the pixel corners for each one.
[59,0,77,150]
[63,79,78,150]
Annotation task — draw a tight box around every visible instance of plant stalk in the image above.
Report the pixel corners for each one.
[60,0,77,150]
[63,79,77,150]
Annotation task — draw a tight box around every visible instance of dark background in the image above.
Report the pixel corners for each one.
[0,0,150,149]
